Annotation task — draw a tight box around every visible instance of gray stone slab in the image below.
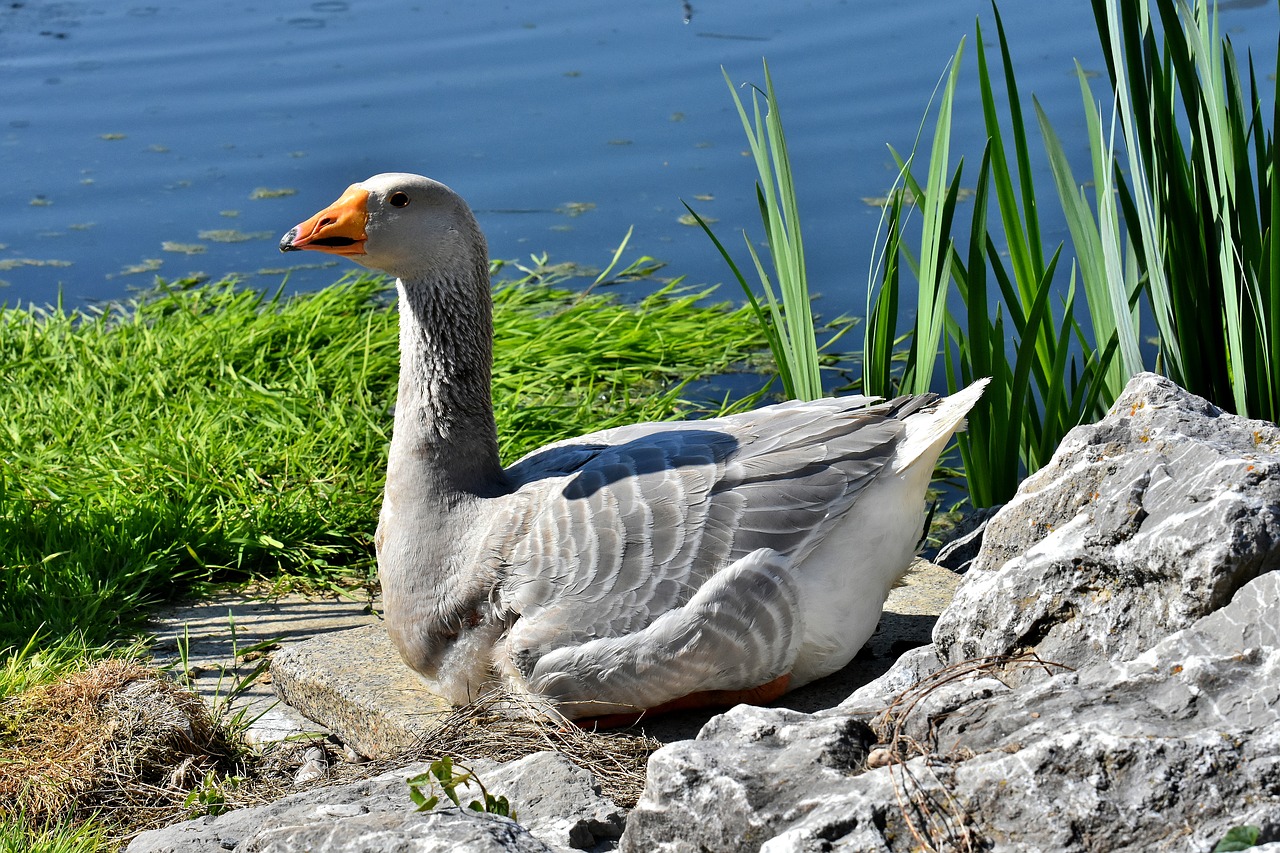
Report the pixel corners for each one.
[271,623,452,759]
[125,759,555,853]
[148,589,383,744]
[126,751,623,853]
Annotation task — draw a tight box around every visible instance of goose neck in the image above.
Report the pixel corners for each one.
[390,276,503,496]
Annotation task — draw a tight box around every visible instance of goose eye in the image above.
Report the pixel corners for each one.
[388,191,410,208]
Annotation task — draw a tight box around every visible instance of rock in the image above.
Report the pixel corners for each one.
[621,375,1280,852]
[483,751,626,850]
[126,751,622,853]
[929,505,1001,572]
[269,623,451,759]
[621,706,879,851]
[242,810,549,853]
[839,643,945,713]
[847,373,1280,711]
[291,746,328,786]
[622,570,1280,853]
[933,372,1280,684]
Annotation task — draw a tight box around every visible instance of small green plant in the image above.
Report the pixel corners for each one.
[1213,824,1262,852]
[575,225,657,298]
[172,614,276,738]
[407,756,516,820]
[182,769,244,817]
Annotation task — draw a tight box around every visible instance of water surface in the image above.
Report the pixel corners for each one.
[2,1,1276,322]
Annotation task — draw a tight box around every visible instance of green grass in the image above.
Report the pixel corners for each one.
[0,813,109,853]
[0,260,767,652]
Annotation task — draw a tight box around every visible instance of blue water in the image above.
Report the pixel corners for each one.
[2,0,1276,322]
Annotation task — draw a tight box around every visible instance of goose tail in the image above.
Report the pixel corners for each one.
[892,378,990,475]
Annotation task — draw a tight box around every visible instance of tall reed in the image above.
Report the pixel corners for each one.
[755,0,1275,504]
[687,61,823,400]
[868,14,1116,506]
[1052,0,1279,421]
[864,43,967,400]
[950,12,1117,506]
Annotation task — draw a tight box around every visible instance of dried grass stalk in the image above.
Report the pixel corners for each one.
[398,690,659,808]
[866,652,1072,853]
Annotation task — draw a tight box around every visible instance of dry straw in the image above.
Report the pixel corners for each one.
[398,690,660,808]
[867,652,1073,853]
[0,659,299,841]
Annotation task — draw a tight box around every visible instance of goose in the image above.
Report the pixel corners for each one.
[280,173,987,723]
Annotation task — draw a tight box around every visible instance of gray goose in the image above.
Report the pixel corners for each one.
[280,173,987,722]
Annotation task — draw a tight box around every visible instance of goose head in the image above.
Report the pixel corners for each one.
[279,172,486,283]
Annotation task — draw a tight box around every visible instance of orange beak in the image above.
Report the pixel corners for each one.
[279,185,369,255]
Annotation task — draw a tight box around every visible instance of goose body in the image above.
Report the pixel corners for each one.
[281,173,987,721]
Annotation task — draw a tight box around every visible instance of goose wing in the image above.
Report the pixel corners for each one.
[526,548,803,718]
[484,395,930,678]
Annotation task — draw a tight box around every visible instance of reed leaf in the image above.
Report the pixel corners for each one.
[865,46,966,400]
[690,62,822,400]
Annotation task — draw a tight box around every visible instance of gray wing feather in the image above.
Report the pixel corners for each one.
[527,549,802,717]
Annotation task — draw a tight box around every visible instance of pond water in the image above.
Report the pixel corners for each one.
[2,0,1277,324]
